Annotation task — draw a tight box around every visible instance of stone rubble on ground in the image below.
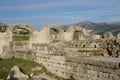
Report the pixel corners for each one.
[7,65,29,80]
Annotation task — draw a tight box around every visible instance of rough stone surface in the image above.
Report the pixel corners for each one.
[117,33,120,40]
[0,24,120,80]
[7,66,28,80]
[7,24,35,34]
[0,31,12,57]
[102,39,120,57]
[66,56,120,80]
[32,74,56,80]
[103,32,115,39]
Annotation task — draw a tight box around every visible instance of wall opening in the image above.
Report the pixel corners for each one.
[73,31,84,40]
[49,28,60,42]
[12,26,31,41]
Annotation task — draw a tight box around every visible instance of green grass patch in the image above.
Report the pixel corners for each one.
[0,58,76,80]
[0,58,41,79]
[73,32,79,40]
[12,35,29,41]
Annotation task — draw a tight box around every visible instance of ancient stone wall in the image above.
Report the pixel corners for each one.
[30,24,91,43]
[9,34,120,80]
[30,24,65,43]
[0,39,6,55]
[65,40,103,57]
[32,42,68,78]
[102,39,120,57]
[9,40,120,80]
[66,56,120,80]
[12,41,34,60]
[1,23,120,80]
[7,24,35,34]
[0,32,12,57]
[65,26,88,41]
[30,31,45,43]
[117,33,120,40]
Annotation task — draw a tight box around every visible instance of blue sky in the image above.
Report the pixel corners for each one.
[0,0,120,29]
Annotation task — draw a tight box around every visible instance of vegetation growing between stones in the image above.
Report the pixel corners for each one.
[12,35,29,41]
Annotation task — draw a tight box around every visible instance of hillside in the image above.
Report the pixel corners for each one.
[62,21,120,35]
[0,58,41,79]
[0,58,74,80]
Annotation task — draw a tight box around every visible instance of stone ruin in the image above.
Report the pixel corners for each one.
[7,65,29,80]
[0,24,120,80]
[102,32,120,57]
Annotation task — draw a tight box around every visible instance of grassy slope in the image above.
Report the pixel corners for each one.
[0,58,75,80]
[0,58,41,79]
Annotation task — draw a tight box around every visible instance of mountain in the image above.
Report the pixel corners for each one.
[62,21,120,35]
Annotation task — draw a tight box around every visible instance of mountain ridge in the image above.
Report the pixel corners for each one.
[62,21,120,35]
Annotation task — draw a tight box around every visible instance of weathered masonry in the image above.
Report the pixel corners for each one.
[0,24,120,80]
[66,56,120,80]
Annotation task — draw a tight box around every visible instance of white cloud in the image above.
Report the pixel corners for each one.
[0,0,119,11]
[0,15,79,29]
[0,0,84,11]
[1,13,119,29]
[0,0,120,29]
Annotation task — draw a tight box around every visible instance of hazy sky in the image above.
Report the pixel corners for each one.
[0,0,120,29]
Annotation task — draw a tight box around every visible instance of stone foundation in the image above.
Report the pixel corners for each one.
[8,41,120,80]
[66,56,120,80]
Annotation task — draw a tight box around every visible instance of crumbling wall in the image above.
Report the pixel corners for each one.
[66,56,120,80]
[12,41,34,60]
[65,26,86,41]
[8,39,120,80]
[0,31,12,57]
[30,24,64,43]
[30,25,91,43]
[7,24,35,34]
[32,42,68,78]
[102,39,120,58]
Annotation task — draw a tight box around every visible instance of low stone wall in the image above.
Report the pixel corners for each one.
[32,43,68,78]
[10,41,120,80]
[66,56,120,80]
[12,41,34,60]
[0,32,12,57]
